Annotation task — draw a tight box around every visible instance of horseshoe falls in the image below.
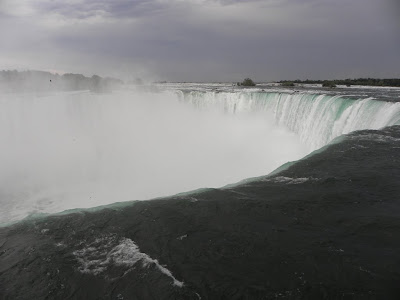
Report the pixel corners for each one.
[2,84,400,299]
[0,89,306,224]
[1,87,400,225]
[179,91,400,150]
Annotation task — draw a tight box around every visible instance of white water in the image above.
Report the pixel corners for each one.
[0,89,308,224]
[72,234,184,287]
[1,88,399,224]
[179,91,400,150]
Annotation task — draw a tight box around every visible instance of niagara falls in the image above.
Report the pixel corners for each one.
[1,0,400,299]
[1,84,400,225]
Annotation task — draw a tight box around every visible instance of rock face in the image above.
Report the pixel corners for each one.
[1,126,400,299]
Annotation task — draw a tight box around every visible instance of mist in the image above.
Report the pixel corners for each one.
[0,87,309,224]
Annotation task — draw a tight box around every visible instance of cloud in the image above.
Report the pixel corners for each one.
[0,0,399,81]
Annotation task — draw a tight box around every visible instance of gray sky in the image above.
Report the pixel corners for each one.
[0,0,399,82]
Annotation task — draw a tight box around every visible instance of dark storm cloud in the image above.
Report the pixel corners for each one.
[0,0,398,81]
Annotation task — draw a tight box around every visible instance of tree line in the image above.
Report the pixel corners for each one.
[279,78,400,87]
[0,70,123,92]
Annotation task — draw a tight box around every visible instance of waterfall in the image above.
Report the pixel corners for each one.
[0,90,309,224]
[179,91,400,150]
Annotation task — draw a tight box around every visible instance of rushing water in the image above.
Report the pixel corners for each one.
[179,90,400,150]
[1,85,400,224]
[0,89,307,224]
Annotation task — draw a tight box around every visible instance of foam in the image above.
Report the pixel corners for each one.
[263,176,316,184]
[73,235,184,287]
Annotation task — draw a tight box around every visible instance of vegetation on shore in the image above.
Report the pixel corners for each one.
[279,78,400,87]
[280,81,295,87]
[0,70,123,92]
[321,81,337,88]
[237,78,256,86]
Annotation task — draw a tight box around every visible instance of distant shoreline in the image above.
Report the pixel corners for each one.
[278,78,400,87]
[1,70,400,88]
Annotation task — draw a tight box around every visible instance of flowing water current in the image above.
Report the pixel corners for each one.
[1,84,400,225]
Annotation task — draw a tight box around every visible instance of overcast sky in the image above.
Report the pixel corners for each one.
[0,0,399,82]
